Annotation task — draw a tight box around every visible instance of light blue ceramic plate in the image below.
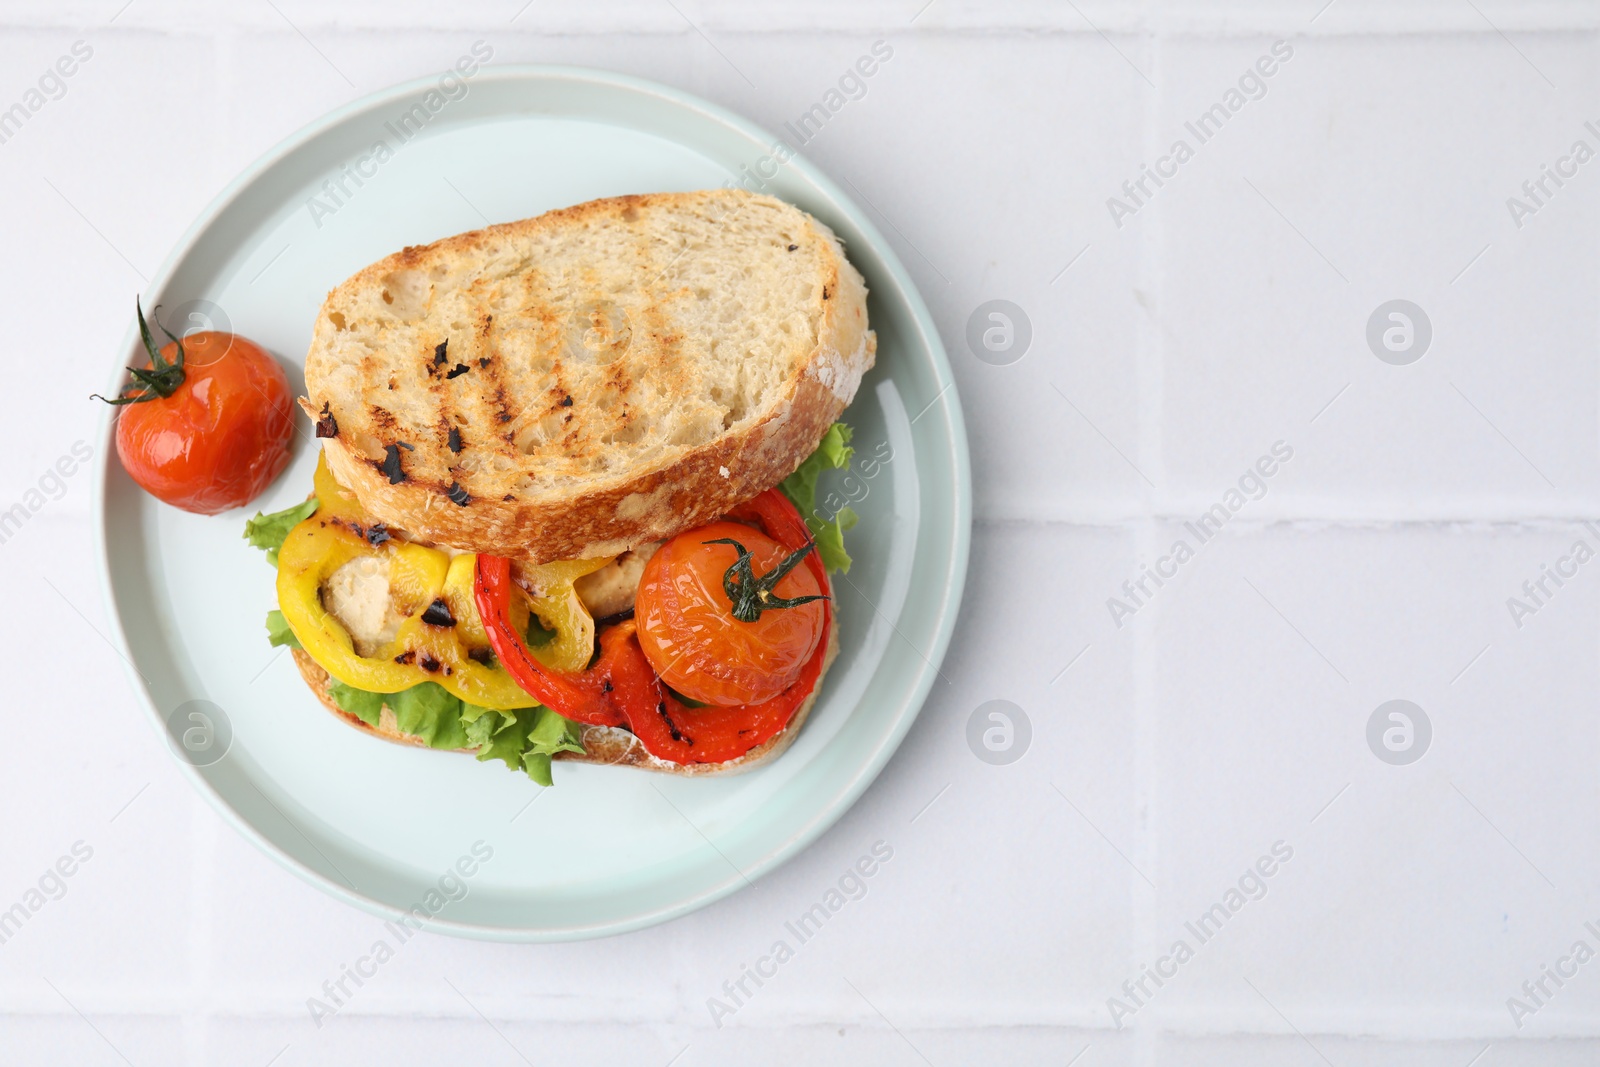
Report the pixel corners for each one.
[94,66,969,940]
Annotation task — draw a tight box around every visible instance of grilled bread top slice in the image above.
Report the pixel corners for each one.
[303,189,875,561]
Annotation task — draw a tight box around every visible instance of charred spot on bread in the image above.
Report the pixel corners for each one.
[788,244,798,251]
[421,598,456,627]
[446,363,471,380]
[314,401,338,438]
[559,395,573,407]
[447,426,464,453]
[379,444,407,484]
[446,481,471,506]
[477,357,490,368]
[432,340,448,367]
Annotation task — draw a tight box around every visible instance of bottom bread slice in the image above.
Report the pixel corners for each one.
[289,622,839,777]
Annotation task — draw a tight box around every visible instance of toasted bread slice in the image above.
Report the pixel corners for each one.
[303,189,874,560]
[289,620,839,777]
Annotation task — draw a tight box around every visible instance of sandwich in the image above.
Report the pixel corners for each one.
[244,189,875,784]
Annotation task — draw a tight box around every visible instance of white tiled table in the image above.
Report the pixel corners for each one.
[4,1,1600,1063]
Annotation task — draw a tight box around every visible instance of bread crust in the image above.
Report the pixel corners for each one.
[305,189,874,561]
[289,620,839,777]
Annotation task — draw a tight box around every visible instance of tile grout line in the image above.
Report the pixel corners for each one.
[969,512,1600,530]
[1131,25,1163,1067]
[1143,28,1169,516]
[1,9,1596,34]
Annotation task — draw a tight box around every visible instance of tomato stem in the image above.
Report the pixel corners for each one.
[92,298,188,405]
[703,537,829,623]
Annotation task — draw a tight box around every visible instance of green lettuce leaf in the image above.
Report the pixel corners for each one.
[526,707,586,759]
[465,706,585,786]
[327,679,385,727]
[244,497,318,566]
[781,423,853,514]
[518,712,587,785]
[521,753,557,789]
[811,506,858,575]
[389,682,471,751]
[265,609,301,650]
[779,422,857,574]
[464,709,523,767]
[458,700,497,726]
[323,676,584,786]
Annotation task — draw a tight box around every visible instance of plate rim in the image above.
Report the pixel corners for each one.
[92,63,972,941]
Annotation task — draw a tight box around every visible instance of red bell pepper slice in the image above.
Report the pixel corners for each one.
[473,489,832,765]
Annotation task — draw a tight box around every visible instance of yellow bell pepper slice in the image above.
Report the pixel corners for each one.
[276,455,610,710]
[515,557,615,674]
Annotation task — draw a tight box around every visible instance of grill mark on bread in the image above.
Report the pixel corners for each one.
[467,341,513,437]
[379,443,407,484]
[423,350,450,480]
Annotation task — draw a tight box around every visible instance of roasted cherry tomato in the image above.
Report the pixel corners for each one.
[634,519,826,706]
[475,489,834,764]
[99,300,293,515]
